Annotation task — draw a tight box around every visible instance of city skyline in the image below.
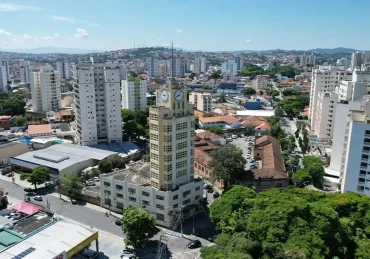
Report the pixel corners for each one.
[1,0,369,51]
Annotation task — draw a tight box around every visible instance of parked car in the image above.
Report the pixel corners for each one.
[120,249,136,258]
[33,196,43,202]
[93,176,99,182]
[232,135,238,139]
[85,180,95,186]
[115,219,122,226]
[45,181,54,187]
[24,187,33,192]
[25,192,37,196]
[226,137,232,142]
[11,213,22,219]
[187,240,202,249]
[246,155,250,159]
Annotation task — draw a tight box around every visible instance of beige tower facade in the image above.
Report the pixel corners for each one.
[149,79,196,191]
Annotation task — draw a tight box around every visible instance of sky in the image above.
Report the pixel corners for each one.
[0,0,369,52]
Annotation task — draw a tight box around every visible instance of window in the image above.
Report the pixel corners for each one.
[128,188,136,194]
[142,200,150,206]
[164,135,172,142]
[195,186,200,191]
[104,182,110,187]
[151,162,159,170]
[176,122,187,130]
[116,193,123,198]
[156,195,164,200]
[149,113,158,121]
[176,132,187,140]
[150,123,158,131]
[129,196,136,202]
[116,185,123,190]
[151,171,159,179]
[150,134,159,141]
[152,153,159,161]
[195,195,200,200]
[104,190,111,195]
[177,169,187,178]
[164,125,172,132]
[366,130,370,135]
[117,202,123,208]
[359,178,365,182]
[183,190,191,197]
[156,204,164,210]
[173,194,178,200]
[164,173,172,181]
[176,160,187,169]
[365,138,370,143]
[151,143,159,151]
[142,191,150,197]
[176,151,187,159]
[164,155,172,162]
[176,142,187,149]
[104,198,111,205]
[164,145,172,152]
[183,199,191,205]
[164,164,172,171]
[362,154,369,160]
[361,162,367,167]
[156,213,165,221]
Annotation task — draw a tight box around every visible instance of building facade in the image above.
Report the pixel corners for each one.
[30,66,61,112]
[121,76,147,111]
[300,53,316,67]
[252,75,269,90]
[73,62,122,146]
[167,58,184,78]
[56,61,71,80]
[0,65,7,92]
[0,60,9,82]
[189,92,212,113]
[313,92,337,138]
[146,58,158,78]
[19,66,30,83]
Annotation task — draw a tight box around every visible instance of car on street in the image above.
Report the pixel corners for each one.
[93,176,99,182]
[25,192,37,196]
[188,240,202,249]
[85,180,95,186]
[226,137,232,142]
[246,155,250,159]
[115,219,122,226]
[24,187,33,192]
[33,196,43,202]
[232,135,238,139]
[120,249,136,258]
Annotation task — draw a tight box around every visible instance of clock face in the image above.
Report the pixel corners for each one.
[175,89,184,101]
[161,89,169,102]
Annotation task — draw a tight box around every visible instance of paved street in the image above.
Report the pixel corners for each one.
[232,137,256,170]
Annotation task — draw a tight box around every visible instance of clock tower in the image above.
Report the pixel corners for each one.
[149,79,195,191]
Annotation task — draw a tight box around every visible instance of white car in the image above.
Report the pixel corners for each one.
[120,249,136,258]
[246,155,250,159]
[232,135,238,139]
[93,176,99,182]
[226,137,232,142]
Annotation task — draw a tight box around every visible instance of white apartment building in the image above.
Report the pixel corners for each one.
[146,58,158,78]
[221,60,238,75]
[56,61,71,80]
[340,103,370,196]
[0,60,9,82]
[0,65,7,92]
[73,62,122,146]
[158,62,168,77]
[351,51,369,70]
[20,66,30,83]
[252,75,269,90]
[314,92,337,138]
[194,58,201,75]
[308,66,352,129]
[167,58,184,78]
[200,57,207,74]
[30,66,61,112]
[100,79,204,227]
[300,53,316,67]
[235,57,244,71]
[337,58,351,70]
[121,76,147,111]
[189,92,212,113]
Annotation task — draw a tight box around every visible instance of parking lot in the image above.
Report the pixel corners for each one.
[232,136,259,170]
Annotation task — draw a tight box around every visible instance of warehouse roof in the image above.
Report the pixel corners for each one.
[236,109,275,117]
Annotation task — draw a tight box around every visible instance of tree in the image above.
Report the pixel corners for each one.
[274,106,284,117]
[208,144,249,190]
[292,169,312,187]
[243,88,256,96]
[62,174,83,201]
[259,90,263,95]
[20,166,49,190]
[282,89,301,96]
[121,206,159,248]
[0,196,8,209]
[206,126,223,135]
[266,116,281,125]
[98,159,113,174]
[269,123,285,139]
[110,155,124,169]
[267,89,280,97]
[244,124,256,136]
[240,64,264,78]
[144,153,150,162]
[302,156,324,186]
[209,70,222,80]
[26,115,32,121]
[14,117,26,127]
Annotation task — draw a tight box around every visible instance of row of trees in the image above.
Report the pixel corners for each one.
[0,92,26,116]
[98,155,126,174]
[292,156,324,187]
[276,95,309,117]
[240,64,303,79]
[202,185,370,259]
[296,122,309,154]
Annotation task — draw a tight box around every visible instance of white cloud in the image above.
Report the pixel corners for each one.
[52,15,75,23]
[23,34,32,39]
[40,33,58,41]
[0,3,40,11]
[176,29,182,33]
[246,39,252,43]
[75,28,88,39]
[0,28,16,41]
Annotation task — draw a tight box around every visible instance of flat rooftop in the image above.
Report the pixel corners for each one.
[12,211,54,236]
[104,161,150,186]
[236,109,275,117]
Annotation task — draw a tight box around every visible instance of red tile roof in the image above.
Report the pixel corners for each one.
[200,115,240,124]
[196,130,222,140]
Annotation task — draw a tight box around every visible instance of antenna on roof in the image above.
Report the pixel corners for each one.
[171,42,174,79]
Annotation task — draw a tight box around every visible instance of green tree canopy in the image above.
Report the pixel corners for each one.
[274,106,284,117]
[121,206,159,248]
[282,89,301,96]
[121,109,147,141]
[0,196,8,210]
[244,124,255,136]
[98,159,113,174]
[208,144,249,190]
[209,70,222,80]
[243,88,256,96]
[292,169,312,187]
[240,64,264,78]
[0,92,26,116]
[267,89,280,97]
[206,126,223,135]
[15,117,26,127]
[20,166,49,190]
[62,173,83,201]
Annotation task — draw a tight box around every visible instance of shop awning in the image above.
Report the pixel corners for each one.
[12,202,43,215]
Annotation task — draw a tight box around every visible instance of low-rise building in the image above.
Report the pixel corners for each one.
[199,115,241,129]
[0,116,11,130]
[189,92,212,113]
[195,129,226,145]
[100,161,204,228]
[244,99,261,110]
[252,75,269,90]
[27,124,52,137]
[0,141,29,162]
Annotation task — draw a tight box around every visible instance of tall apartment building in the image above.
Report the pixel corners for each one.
[235,57,244,71]
[351,51,369,70]
[337,58,351,70]
[340,103,370,195]
[221,60,238,75]
[189,92,212,113]
[158,62,168,77]
[167,58,184,78]
[20,66,30,83]
[308,66,352,129]
[0,65,7,92]
[252,75,269,90]
[30,66,61,112]
[73,62,122,146]
[121,76,147,111]
[194,57,201,75]
[56,61,71,80]
[0,60,9,82]
[313,92,338,138]
[146,58,158,78]
[300,53,316,67]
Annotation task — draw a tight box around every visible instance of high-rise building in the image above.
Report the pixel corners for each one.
[73,62,122,146]
[30,66,61,112]
[300,53,315,67]
[0,65,7,92]
[235,57,244,70]
[146,58,158,78]
[121,75,147,111]
[200,57,207,74]
[189,92,212,113]
[56,61,71,80]
[149,79,197,190]
[313,92,338,138]
[337,58,351,70]
[221,60,238,75]
[167,58,184,78]
[158,62,168,77]
[194,57,201,75]
[351,51,370,70]
[308,66,352,129]
[252,75,270,90]
[0,60,9,82]
[20,66,30,83]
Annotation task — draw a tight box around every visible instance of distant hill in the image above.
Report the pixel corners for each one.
[307,47,359,54]
[0,46,99,54]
